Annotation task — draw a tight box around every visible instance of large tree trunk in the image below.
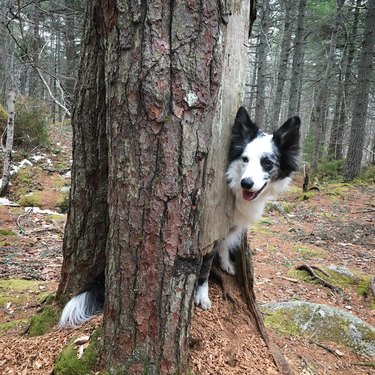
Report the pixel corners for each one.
[101,2,249,372]
[57,1,292,373]
[344,0,375,180]
[56,0,108,300]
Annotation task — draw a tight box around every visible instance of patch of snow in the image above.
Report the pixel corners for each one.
[64,171,71,179]
[25,207,64,216]
[0,197,19,206]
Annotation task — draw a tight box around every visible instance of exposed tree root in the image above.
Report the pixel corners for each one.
[296,264,342,293]
[238,233,293,375]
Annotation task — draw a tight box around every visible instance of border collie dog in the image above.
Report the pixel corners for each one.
[194,106,300,309]
[59,106,300,327]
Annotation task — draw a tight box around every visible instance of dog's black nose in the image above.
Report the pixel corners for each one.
[241,178,254,190]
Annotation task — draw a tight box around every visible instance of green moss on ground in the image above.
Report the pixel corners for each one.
[28,304,59,336]
[0,228,15,236]
[0,278,43,306]
[293,244,327,259]
[288,265,374,305]
[0,319,28,332]
[17,192,43,207]
[54,328,102,375]
[298,191,318,201]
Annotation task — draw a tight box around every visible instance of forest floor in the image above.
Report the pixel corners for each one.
[0,125,374,375]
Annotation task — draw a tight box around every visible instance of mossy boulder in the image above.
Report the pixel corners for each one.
[262,301,375,357]
[54,329,102,375]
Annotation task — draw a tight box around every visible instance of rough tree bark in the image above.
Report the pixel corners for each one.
[56,0,108,300]
[0,90,16,196]
[344,0,375,180]
[57,0,292,373]
[101,1,248,372]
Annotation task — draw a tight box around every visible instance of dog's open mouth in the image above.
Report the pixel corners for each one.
[242,183,267,201]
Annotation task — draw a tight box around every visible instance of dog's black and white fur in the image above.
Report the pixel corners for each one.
[194,106,300,309]
[59,106,300,327]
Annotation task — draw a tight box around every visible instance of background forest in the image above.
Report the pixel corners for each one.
[0,0,374,182]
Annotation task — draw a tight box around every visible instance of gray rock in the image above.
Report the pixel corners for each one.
[261,301,375,357]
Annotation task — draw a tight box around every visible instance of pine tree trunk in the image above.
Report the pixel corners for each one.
[254,0,270,129]
[101,2,249,372]
[56,1,108,300]
[344,0,375,180]
[0,90,16,196]
[287,0,306,118]
[64,0,78,109]
[311,0,344,170]
[332,0,362,161]
[270,0,293,131]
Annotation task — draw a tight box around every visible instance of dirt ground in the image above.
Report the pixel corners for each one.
[0,126,374,374]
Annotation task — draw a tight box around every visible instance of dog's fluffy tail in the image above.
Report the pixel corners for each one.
[59,274,105,328]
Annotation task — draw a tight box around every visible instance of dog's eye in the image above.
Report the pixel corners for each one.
[242,156,249,163]
[261,157,273,170]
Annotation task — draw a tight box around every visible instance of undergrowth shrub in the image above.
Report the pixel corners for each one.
[316,159,345,181]
[14,97,49,149]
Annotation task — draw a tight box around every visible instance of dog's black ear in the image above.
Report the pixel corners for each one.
[273,116,301,151]
[232,106,259,139]
[228,107,259,163]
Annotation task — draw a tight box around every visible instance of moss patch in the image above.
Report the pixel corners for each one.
[263,308,302,337]
[28,304,59,336]
[293,244,327,259]
[0,319,29,332]
[289,265,374,304]
[0,228,15,236]
[54,328,102,375]
[262,301,375,356]
[17,192,43,207]
[298,191,318,201]
[0,278,44,306]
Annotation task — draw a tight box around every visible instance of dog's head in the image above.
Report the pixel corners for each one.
[227,106,300,201]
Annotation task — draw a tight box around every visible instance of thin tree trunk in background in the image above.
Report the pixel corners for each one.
[332,0,362,161]
[328,69,344,160]
[344,0,375,180]
[56,0,108,300]
[64,0,78,110]
[287,0,306,118]
[270,0,293,131]
[311,0,345,170]
[0,90,16,196]
[255,0,270,129]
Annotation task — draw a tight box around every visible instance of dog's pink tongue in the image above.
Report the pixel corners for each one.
[243,190,256,201]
